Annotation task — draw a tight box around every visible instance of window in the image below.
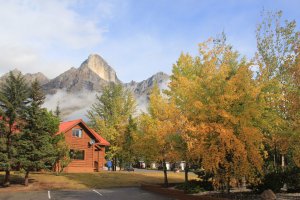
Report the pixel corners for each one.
[70,149,85,160]
[72,129,82,138]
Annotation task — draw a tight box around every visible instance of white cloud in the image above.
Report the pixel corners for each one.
[0,0,105,78]
[43,89,99,122]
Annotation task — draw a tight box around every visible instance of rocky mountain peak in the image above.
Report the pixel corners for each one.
[79,54,117,82]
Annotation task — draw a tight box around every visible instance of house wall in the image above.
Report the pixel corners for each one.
[94,146,106,169]
[64,124,96,172]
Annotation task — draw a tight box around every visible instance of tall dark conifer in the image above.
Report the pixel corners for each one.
[0,71,28,187]
[17,79,59,186]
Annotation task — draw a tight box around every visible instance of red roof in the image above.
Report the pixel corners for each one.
[57,119,110,146]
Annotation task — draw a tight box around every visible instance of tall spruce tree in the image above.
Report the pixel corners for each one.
[0,71,28,187]
[17,80,59,186]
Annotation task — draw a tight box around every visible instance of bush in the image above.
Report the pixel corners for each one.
[251,168,300,193]
[175,180,213,194]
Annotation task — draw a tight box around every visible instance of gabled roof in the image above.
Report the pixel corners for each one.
[57,119,110,146]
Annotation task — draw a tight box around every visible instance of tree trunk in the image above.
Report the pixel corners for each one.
[162,159,169,188]
[281,154,285,171]
[3,170,10,187]
[3,130,12,187]
[226,177,230,194]
[113,157,117,171]
[274,145,277,172]
[184,163,189,193]
[24,171,30,186]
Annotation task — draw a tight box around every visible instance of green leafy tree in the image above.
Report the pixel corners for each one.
[121,115,137,168]
[0,71,28,187]
[52,133,70,174]
[256,10,300,171]
[87,83,136,171]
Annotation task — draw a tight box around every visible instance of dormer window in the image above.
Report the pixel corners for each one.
[72,129,82,138]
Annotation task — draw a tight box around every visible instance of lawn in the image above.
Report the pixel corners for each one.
[0,170,198,192]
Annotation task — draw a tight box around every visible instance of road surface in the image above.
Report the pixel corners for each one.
[0,187,174,200]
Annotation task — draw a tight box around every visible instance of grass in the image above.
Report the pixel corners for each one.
[0,170,198,192]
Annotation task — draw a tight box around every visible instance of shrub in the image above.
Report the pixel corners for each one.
[175,180,213,194]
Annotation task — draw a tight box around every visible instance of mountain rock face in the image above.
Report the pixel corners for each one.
[0,69,49,86]
[0,54,170,120]
[43,54,120,94]
[24,72,49,85]
[125,72,169,96]
[124,72,170,113]
[80,54,118,82]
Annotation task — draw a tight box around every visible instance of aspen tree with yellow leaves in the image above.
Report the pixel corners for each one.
[136,85,181,187]
[169,37,265,192]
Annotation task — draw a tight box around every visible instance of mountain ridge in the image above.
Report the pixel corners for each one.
[0,54,170,120]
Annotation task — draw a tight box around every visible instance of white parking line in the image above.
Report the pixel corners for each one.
[48,191,51,199]
[92,189,103,196]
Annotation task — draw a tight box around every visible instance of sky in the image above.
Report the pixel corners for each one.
[0,0,299,83]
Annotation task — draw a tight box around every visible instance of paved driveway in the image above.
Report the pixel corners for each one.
[0,187,174,200]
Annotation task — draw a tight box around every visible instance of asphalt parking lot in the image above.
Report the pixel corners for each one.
[0,187,174,200]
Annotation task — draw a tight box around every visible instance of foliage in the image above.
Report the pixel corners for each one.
[253,171,285,193]
[136,85,183,187]
[16,80,60,185]
[175,180,207,194]
[0,71,28,186]
[52,133,70,174]
[87,83,136,169]
[120,115,137,167]
[168,38,265,191]
[255,10,300,175]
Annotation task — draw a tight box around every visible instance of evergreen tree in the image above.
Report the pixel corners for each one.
[0,71,28,187]
[17,80,59,186]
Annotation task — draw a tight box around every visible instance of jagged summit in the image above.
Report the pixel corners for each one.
[79,54,117,83]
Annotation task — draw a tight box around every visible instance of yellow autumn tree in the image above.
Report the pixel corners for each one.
[136,85,182,187]
[169,38,265,192]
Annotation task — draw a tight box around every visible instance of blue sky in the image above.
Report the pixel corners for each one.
[0,0,299,82]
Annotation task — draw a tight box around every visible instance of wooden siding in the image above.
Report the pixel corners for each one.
[64,124,102,172]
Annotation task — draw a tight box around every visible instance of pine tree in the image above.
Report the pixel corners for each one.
[0,71,28,187]
[17,80,59,186]
[54,101,62,122]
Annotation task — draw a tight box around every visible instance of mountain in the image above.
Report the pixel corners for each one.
[43,54,120,94]
[124,72,170,113]
[0,69,49,86]
[0,54,170,120]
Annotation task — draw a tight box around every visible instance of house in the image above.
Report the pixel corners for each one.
[56,119,110,172]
